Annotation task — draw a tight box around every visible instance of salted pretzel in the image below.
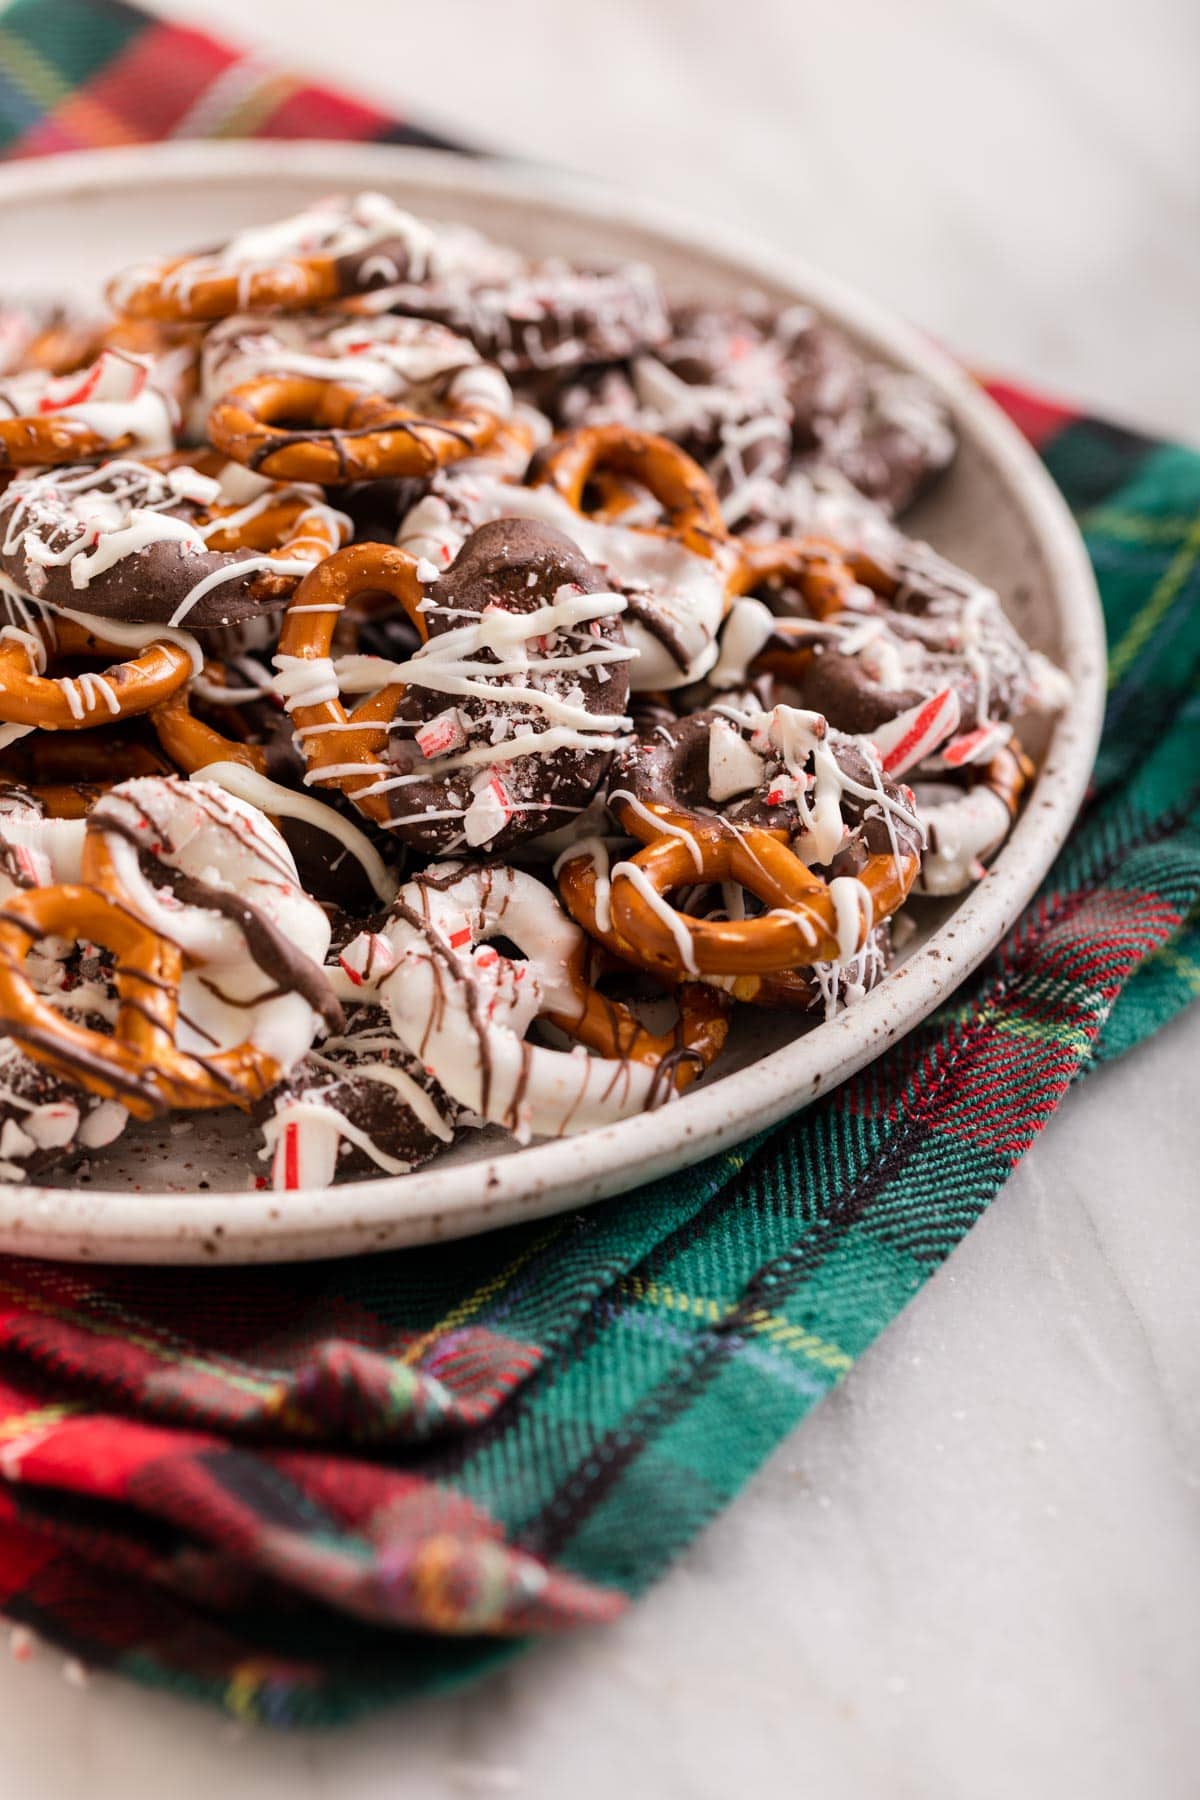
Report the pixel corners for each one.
[0,347,179,467]
[0,307,199,381]
[0,777,340,1116]
[275,522,632,850]
[430,422,747,692]
[0,458,350,631]
[558,702,923,977]
[732,535,900,621]
[106,193,441,324]
[207,364,510,485]
[274,541,428,827]
[724,539,1069,748]
[528,422,731,557]
[0,872,193,1115]
[150,679,269,776]
[353,862,730,1140]
[0,612,194,730]
[556,836,894,1011]
[396,425,743,687]
[559,802,915,977]
[0,723,174,817]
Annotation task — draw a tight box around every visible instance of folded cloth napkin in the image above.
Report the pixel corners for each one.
[0,0,1197,1731]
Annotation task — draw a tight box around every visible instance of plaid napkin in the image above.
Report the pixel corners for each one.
[0,0,1197,1731]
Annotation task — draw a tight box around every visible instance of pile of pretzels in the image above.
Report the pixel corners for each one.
[0,192,1070,1190]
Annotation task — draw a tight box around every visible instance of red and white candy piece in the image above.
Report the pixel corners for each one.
[369,863,685,1141]
[338,931,397,989]
[415,709,467,760]
[462,767,513,848]
[941,721,1013,768]
[270,1111,342,1191]
[38,348,148,414]
[870,688,961,777]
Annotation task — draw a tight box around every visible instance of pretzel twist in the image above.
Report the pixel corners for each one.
[0,725,175,817]
[274,542,427,825]
[151,679,269,777]
[0,845,282,1116]
[732,537,899,616]
[200,488,348,574]
[0,875,185,1115]
[108,256,343,325]
[0,616,193,730]
[560,799,918,977]
[0,797,331,1115]
[371,864,731,1139]
[148,451,350,594]
[207,372,506,484]
[0,414,121,468]
[543,958,731,1093]
[528,422,731,557]
[557,853,885,1009]
[17,315,202,381]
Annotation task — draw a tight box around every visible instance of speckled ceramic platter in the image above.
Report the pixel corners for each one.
[0,141,1104,1262]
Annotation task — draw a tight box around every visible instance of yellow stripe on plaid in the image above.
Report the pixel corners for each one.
[1080,508,1199,544]
[991,1010,1100,1058]
[0,1402,80,1444]
[1151,941,1200,997]
[0,25,69,111]
[1107,510,1200,689]
[224,1659,280,1723]
[621,1276,853,1374]
[207,72,302,138]
[400,1220,570,1366]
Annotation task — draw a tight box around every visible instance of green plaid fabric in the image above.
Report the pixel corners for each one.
[0,0,1195,1731]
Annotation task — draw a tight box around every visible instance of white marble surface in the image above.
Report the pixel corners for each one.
[2,1,1199,1794]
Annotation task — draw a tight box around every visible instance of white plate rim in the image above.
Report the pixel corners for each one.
[0,140,1106,1262]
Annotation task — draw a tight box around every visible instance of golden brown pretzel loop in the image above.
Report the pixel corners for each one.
[0,725,174,816]
[542,965,732,1094]
[555,846,868,1009]
[0,828,297,1116]
[0,723,170,782]
[275,543,429,825]
[15,315,107,378]
[15,315,202,380]
[12,784,105,821]
[107,255,343,325]
[202,491,347,569]
[0,878,185,1116]
[0,617,193,730]
[732,536,900,620]
[528,423,732,558]
[595,800,917,977]
[150,679,268,777]
[0,412,118,469]
[108,187,438,322]
[984,738,1034,814]
[529,888,733,1072]
[0,339,188,470]
[207,373,505,485]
